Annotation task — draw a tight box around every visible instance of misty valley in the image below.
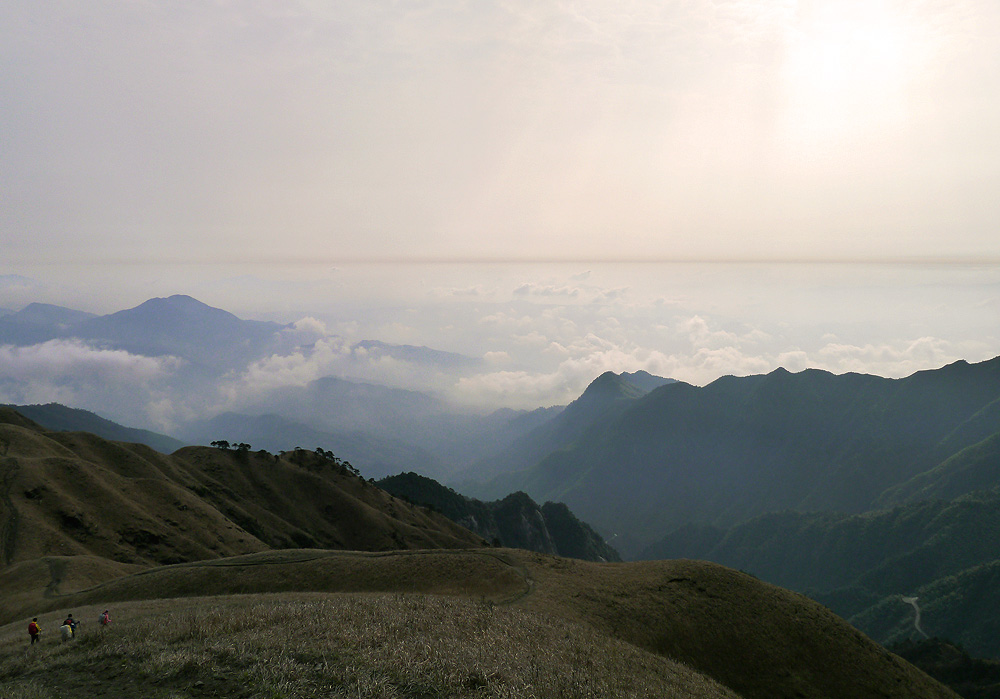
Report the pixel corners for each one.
[2,294,1000,698]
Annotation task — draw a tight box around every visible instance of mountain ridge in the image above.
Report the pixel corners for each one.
[378,471,621,561]
[476,357,1000,557]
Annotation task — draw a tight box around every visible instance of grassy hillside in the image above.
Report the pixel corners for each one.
[0,408,483,588]
[891,638,1000,699]
[0,593,739,699]
[0,549,959,699]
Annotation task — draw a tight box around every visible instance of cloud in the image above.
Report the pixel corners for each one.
[513,282,581,298]
[445,285,487,297]
[0,339,180,384]
[0,339,185,428]
[676,315,754,350]
[279,317,334,345]
[814,337,959,376]
[224,337,351,400]
[595,286,629,302]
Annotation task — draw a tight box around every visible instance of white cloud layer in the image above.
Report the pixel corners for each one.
[0,339,184,426]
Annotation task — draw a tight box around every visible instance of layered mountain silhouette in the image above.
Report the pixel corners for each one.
[0,295,537,480]
[351,339,483,370]
[0,295,287,371]
[476,359,1000,557]
[378,471,621,561]
[0,302,99,345]
[4,403,185,454]
[226,376,571,480]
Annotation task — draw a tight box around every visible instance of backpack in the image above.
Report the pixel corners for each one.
[28,622,39,635]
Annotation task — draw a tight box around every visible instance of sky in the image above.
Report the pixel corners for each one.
[3,0,1000,265]
[1,2,999,427]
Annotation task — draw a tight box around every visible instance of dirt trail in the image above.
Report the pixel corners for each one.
[45,558,68,598]
[60,547,537,607]
[0,437,19,566]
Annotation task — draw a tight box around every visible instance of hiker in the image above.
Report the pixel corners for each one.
[62,613,78,638]
[98,610,111,627]
[27,618,41,645]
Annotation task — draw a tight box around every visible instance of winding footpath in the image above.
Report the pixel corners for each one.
[0,437,19,567]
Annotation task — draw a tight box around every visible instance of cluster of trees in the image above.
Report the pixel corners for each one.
[309,447,362,476]
[207,441,364,479]
[210,440,251,452]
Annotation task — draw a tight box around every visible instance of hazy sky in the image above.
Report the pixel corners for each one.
[2,2,999,427]
[4,0,1000,265]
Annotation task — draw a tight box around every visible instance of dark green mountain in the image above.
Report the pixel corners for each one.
[851,559,1000,660]
[891,638,1000,699]
[480,358,1000,556]
[3,402,185,453]
[619,369,676,393]
[464,370,670,494]
[378,471,621,562]
[879,430,1000,506]
[638,489,1000,657]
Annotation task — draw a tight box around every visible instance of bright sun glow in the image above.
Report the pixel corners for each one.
[781,4,917,147]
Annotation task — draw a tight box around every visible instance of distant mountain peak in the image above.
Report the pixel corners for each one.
[580,372,644,401]
[580,370,675,402]
[4,302,97,328]
[133,294,234,315]
[619,370,676,393]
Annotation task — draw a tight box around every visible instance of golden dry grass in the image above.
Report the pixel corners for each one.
[0,593,738,699]
[508,552,960,699]
[1,548,960,699]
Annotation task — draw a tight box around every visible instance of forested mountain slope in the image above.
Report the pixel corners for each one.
[379,471,621,561]
[481,358,1000,556]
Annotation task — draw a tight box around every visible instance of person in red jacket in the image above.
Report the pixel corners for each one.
[27,618,41,645]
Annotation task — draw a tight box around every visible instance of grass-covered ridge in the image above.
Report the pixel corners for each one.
[0,548,961,699]
[1,594,737,699]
